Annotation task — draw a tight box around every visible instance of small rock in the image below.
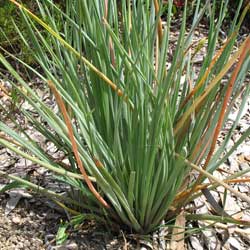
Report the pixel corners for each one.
[194,197,209,214]
[227,156,239,172]
[239,162,249,170]
[17,242,24,248]
[227,237,243,250]
[45,234,55,245]
[12,216,21,224]
[29,211,35,217]
[245,155,250,162]
[189,236,203,250]
[201,227,220,250]
[53,242,78,250]
[242,213,250,221]
[239,122,249,133]
[238,185,249,193]
[36,167,47,175]
[226,139,234,151]
[223,194,241,215]
[238,145,250,156]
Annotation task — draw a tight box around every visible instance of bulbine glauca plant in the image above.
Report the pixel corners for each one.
[0,0,250,236]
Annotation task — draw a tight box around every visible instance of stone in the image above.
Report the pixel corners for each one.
[238,185,249,193]
[189,236,203,250]
[227,237,243,250]
[12,216,21,224]
[227,156,239,172]
[201,226,220,250]
[53,242,78,250]
[239,162,249,171]
[223,194,241,215]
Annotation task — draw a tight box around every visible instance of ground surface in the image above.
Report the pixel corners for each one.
[0,10,250,250]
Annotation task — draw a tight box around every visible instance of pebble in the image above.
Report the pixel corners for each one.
[238,185,249,193]
[227,237,243,250]
[227,156,239,172]
[201,226,220,250]
[189,236,203,250]
[239,162,249,170]
[223,194,241,215]
[12,216,21,224]
[52,242,78,250]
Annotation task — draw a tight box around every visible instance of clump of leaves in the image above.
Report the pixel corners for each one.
[0,0,250,236]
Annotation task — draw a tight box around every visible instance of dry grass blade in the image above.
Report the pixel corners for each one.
[203,37,250,168]
[193,36,250,183]
[174,36,248,135]
[0,133,21,147]
[153,0,163,45]
[175,153,250,205]
[48,80,110,208]
[175,36,250,207]
[176,177,250,202]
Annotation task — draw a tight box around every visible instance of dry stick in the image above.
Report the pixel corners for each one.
[226,178,250,184]
[178,177,250,210]
[48,80,109,208]
[0,132,21,147]
[175,153,250,205]
[175,177,250,202]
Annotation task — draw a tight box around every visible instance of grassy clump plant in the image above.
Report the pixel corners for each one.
[0,0,250,237]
